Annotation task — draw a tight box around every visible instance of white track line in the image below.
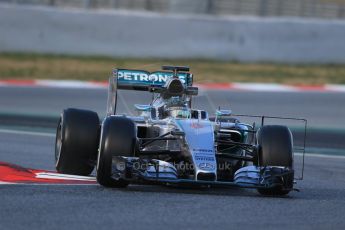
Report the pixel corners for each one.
[35,80,105,89]
[35,172,96,181]
[295,152,345,160]
[0,181,16,185]
[0,129,55,137]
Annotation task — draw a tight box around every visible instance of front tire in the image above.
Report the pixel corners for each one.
[96,116,136,188]
[55,108,100,175]
[256,125,294,196]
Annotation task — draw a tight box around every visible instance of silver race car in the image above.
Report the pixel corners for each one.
[55,66,306,195]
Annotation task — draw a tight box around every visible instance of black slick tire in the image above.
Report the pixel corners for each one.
[55,108,100,176]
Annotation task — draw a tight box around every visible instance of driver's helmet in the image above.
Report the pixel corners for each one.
[168,107,191,119]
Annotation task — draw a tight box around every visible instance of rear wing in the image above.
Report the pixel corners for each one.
[107,68,193,116]
[113,68,193,91]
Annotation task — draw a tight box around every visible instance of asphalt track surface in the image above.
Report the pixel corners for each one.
[0,86,345,229]
[0,130,345,230]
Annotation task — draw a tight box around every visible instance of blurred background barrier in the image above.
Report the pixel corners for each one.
[1,3,345,63]
[2,0,345,19]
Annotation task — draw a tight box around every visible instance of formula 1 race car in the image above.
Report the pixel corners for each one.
[55,66,306,195]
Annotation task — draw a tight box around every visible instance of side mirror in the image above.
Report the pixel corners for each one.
[134,104,151,112]
[186,87,198,96]
[215,110,232,123]
[216,109,232,117]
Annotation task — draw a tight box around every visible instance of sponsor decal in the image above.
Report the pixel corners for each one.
[195,156,215,161]
[117,70,187,85]
[193,148,216,170]
[193,148,214,157]
[190,122,204,129]
[193,148,213,153]
[198,163,215,170]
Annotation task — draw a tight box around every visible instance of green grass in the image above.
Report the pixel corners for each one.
[1,52,345,84]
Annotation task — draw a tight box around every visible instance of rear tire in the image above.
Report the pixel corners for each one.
[256,125,294,196]
[55,108,100,176]
[96,116,136,188]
